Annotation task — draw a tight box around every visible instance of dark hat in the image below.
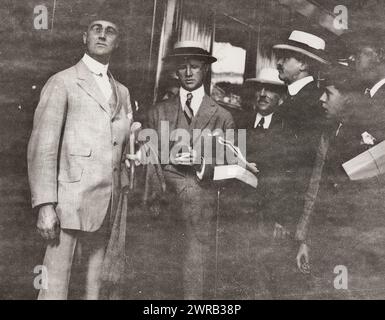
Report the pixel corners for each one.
[273,30,330,64]
[80,2,125,29]
[323,63,355,92]
[164,41,217,64]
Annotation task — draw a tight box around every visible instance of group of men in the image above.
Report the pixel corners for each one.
[27,9,385,300]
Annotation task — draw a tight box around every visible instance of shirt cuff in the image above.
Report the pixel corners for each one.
[196,157,206,180]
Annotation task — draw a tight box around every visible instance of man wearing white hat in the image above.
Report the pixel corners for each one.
[146,40,235,299]
[219,68,293,298]
[272,31,329,237]
[265,30,330,297]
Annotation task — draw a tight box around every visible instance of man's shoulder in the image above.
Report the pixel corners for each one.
[296,81,322,101]
[51,64,78,81]
[204,95,233,120]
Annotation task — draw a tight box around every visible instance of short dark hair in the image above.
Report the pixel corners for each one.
[322,64,355,93]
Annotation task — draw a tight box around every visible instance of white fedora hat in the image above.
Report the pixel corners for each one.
[245,68,285,86]
[273,30,330,64]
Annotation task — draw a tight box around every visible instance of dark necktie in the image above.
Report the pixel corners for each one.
[255,116,265,130]
[184,93,194,124]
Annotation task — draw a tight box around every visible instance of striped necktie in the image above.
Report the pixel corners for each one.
[184,93,194,124]
[255,116,265,130]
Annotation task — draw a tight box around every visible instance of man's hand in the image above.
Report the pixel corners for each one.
[125,149,142,167]
[172,147,199,166]
[296,243,311,274]
[37,204,60,240]
[273,222,291,240]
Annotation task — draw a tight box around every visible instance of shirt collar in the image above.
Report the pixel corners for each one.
[82,53,109,76]
[254,112,273,129]
[287,76,314,96]
[179,85,205,101]
[369,78,385,98]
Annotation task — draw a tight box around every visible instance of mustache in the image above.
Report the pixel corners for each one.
[258,97,269,103]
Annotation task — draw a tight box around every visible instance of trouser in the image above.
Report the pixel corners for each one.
[37,215,110,300]
[165,173,216,300]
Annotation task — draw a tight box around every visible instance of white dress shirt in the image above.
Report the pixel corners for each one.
[369,78,385,98]
[254,113,273,129]
[287,76,314,96]
[82,53,112,101]
[179,85,205,116]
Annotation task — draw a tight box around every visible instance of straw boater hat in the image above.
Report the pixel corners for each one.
[273,30,330,64]
[245,67,285,86]
[164,41,217,64]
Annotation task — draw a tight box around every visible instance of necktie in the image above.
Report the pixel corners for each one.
[255,116,265,130]
[184,93,194,124]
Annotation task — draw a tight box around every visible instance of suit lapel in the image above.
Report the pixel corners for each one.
[109,72,122,119]
[165,96,180,133]
[75,60,111,116]
[191,95,217,130]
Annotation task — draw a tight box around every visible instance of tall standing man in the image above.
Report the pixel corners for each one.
[146,41,235,299]
[272,30,330,261]
[28,11,132,299]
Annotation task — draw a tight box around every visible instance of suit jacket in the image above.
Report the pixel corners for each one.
[28,60,133,232]
[296,107,385,241]
[147,94,236,185]
[227,111,290,222]
[278,80,325,227]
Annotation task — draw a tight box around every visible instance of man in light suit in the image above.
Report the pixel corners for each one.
[145,41,235,299]
[27,12,132,299]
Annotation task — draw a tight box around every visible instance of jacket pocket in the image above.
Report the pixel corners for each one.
[69,146,92,157]
[58,166,83,183]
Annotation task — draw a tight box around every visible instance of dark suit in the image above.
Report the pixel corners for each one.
[295,112,385,298]
[278,80,324,231]
[147,93,235,299]
[219,111,295,298]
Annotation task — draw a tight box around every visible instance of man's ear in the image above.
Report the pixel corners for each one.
[299,61,308,72]
[82,32,87,45]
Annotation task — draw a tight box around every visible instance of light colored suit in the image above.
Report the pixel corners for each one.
[27,59,132,299]
[28,60,132,232]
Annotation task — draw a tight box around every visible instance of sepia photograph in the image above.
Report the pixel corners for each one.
[1,0,385,304]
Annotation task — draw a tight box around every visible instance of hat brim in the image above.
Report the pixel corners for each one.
[163,53,217,64]
[245,78,285,86]
[273,44,330,64]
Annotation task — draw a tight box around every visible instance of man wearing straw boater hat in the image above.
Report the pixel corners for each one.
[242,68,290,233]
[266,30,330,297]
[272,31,329,238]
[146,40,235,299]
[28,7,132,299]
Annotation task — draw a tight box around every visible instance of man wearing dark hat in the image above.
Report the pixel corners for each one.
[28,12,132,299]
[146,40,235,299]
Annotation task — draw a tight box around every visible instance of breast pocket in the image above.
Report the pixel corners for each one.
[69,146,92,157]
